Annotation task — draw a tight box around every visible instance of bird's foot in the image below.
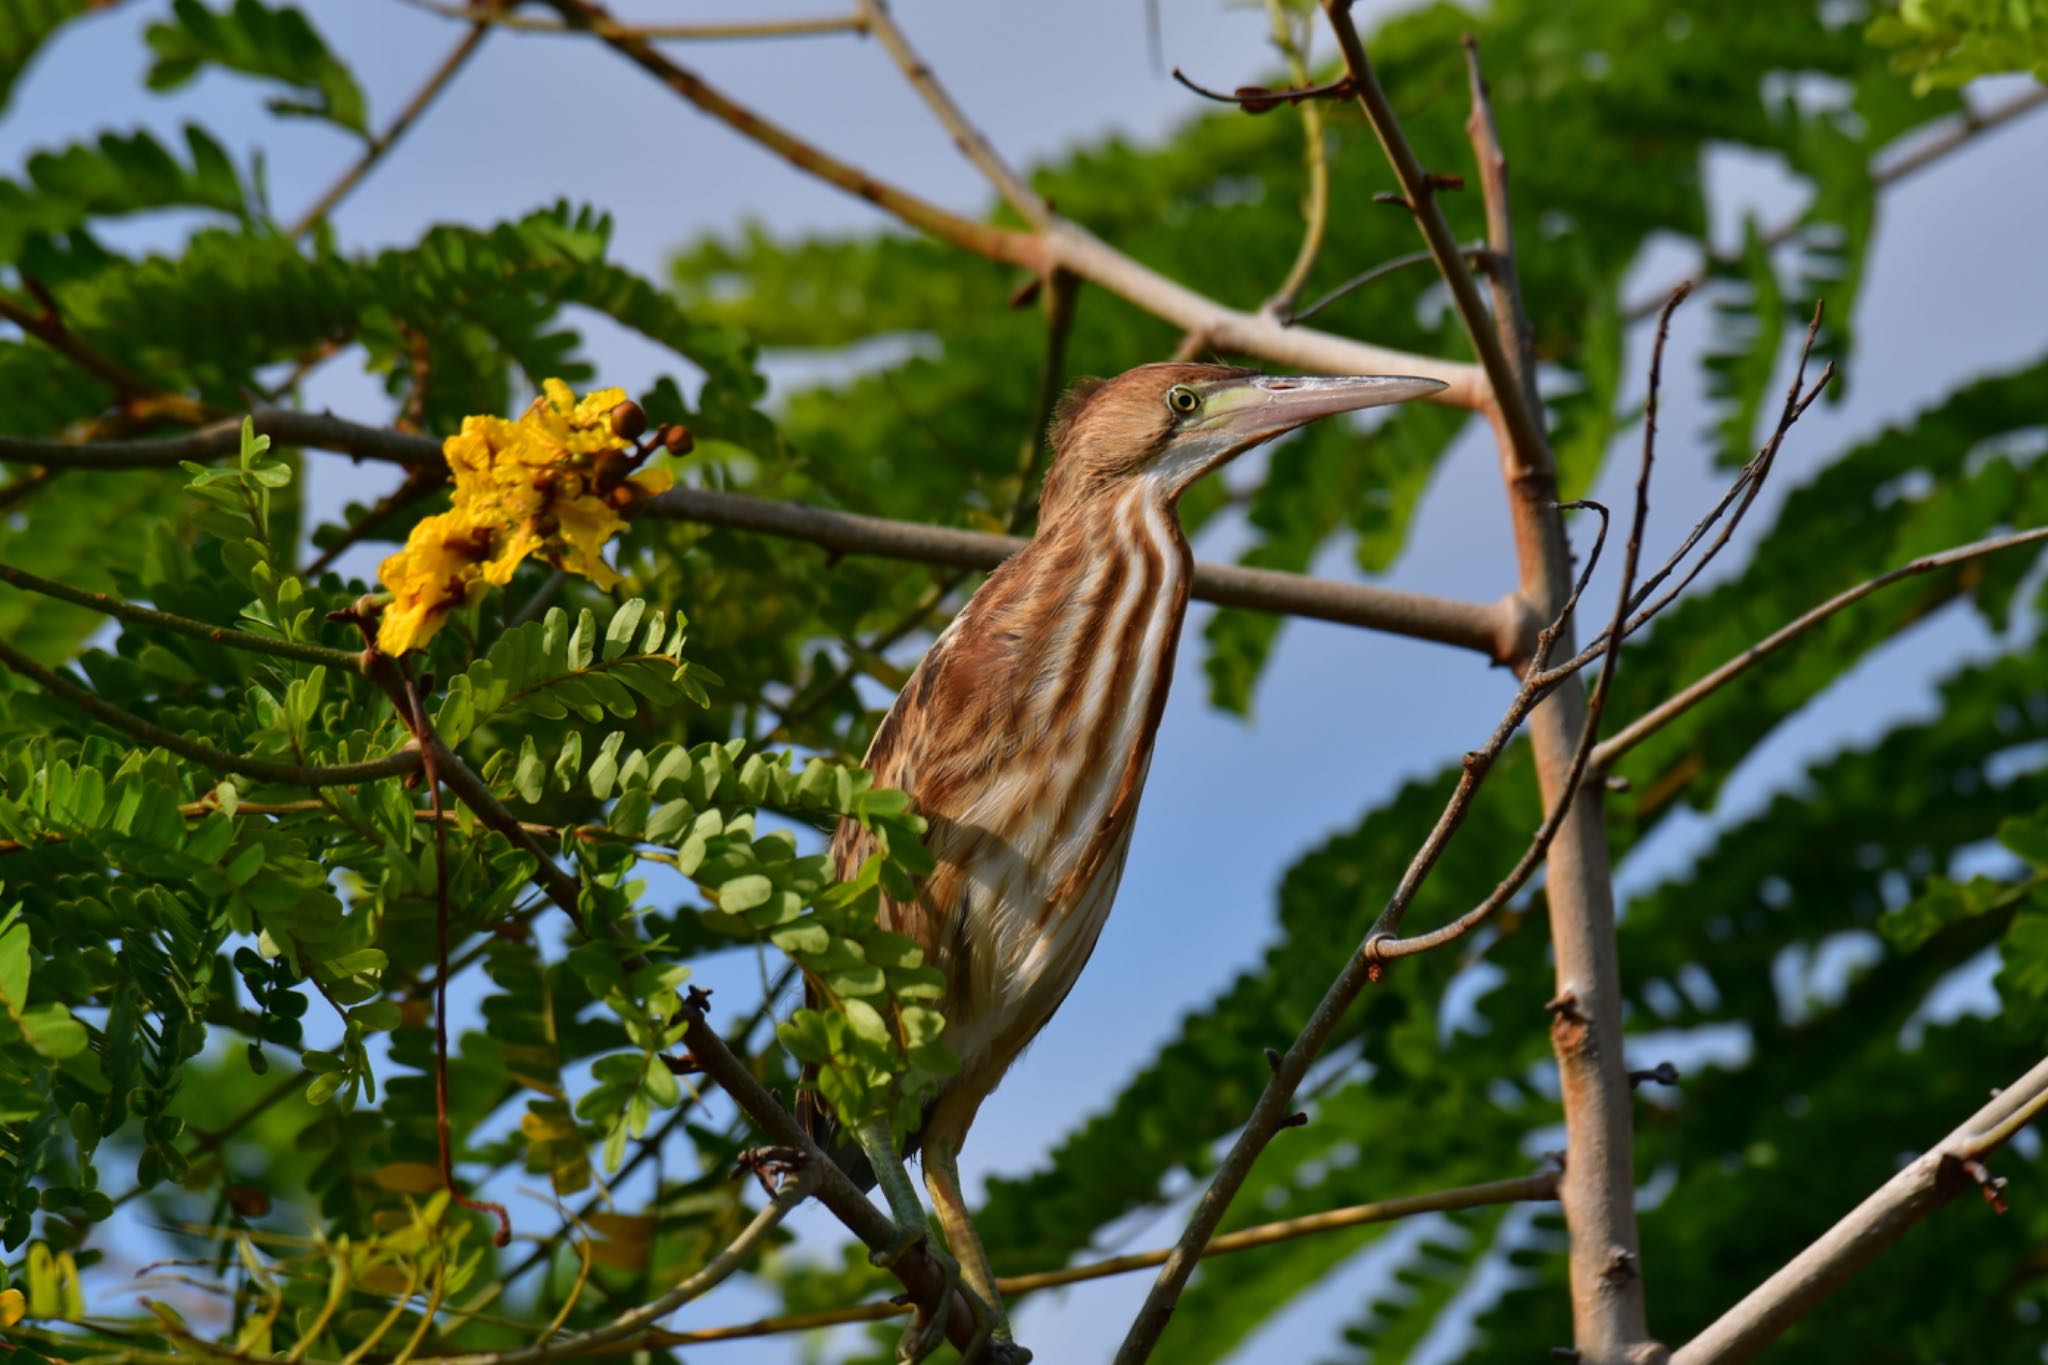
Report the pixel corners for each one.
[887,1237,961,1363]
[953,1281,1029,1364]
[959,1320,1033,1365]
[870,1222,931,1271]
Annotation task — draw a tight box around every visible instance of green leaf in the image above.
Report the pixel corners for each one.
[145,0,369,138]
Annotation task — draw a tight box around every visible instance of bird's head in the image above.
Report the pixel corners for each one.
[1035,362,1446,524]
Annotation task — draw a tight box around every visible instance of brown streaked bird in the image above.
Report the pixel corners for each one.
[812,362,1445,1359]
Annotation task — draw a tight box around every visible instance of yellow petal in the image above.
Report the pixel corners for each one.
[628,464,675,495]
[541,377,578,414]
[552,494,625,589]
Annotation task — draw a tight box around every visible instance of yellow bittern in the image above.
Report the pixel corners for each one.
[813,362,1444,1358]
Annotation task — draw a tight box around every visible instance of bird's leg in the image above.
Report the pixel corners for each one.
[854,1118,961,1363]
[925,1138,1030,1361]
[855,1116,935,1261]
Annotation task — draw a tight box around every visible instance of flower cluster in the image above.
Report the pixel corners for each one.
[376,380,682,654]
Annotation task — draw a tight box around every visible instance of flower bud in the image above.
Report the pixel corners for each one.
[608,400,648,442]
[661,424,695,457]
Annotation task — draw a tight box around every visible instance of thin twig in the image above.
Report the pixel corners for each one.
[402,670,515,1247]
[305,468,443,576]
[1622,85,2048,323]
[1673,1055,2048,1363]
[1593,523,2048,769]
[1169,67,1354,110]
[427,1131,819,1365]
[1317,1,1546,476]
[637,1170,1559,1348]
[1462,34,1538,415]
[1281,246,1481,326]
[1542,305,1833,689]
[0,557,366,670]
[1010,267,1081,532]
[0,636,418,787]
[855,0,1048,228]
[1260,0,1329,318]
[397,0,866,40]
[0,467,57,511]
[1371,284,1688,963]
[290,23,489,237]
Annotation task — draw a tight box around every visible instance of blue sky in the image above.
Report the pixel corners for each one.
[7,2,2048,1360]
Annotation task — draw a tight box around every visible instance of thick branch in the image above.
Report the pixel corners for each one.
[531,0,1487,406]
[0,409,444,470]
[1316,14,1655,1358]
[1674,1055,2048,1364]
[0,412,1523,658]
[645,484,1520,659]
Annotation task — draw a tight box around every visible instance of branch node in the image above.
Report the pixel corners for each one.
[1263,1047,1283,1074]
[1628,1061,1680,1089]
[1960,1157,2011,1214]
[1279,1111,1310,1130]
[1601,1247,1640,1285]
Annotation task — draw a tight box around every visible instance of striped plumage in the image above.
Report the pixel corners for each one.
[804,362,1445,1356]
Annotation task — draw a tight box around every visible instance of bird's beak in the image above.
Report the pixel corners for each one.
[1201,373,1449,444]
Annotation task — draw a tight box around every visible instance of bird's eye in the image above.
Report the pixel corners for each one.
[1166,385,1200,415]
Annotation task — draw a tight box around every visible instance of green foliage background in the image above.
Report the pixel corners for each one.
[1,0,2047,1361]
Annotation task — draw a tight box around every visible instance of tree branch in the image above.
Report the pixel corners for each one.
[1673,1054,2048,1364]
[0,557,368,671]
[1317,1,1546,475]
[0,636,419,787]
[0,411,1524,659]
[1314,14,1657,1358]
[425,1161,820,1365]
[290,22,490,238]
[854,0,1049,229]
[1371,285,1686,965]
[398,0,867,41]
[0,289,212,426]
[529,0,1488,406]
[1622,85,2048,323]
[644,1170,1560,1348]
[1257,0,1330,318]
[643,485,1523,659]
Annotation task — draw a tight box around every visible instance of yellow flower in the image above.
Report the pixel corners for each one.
[376,507,493,655]
[375,380,676,654]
